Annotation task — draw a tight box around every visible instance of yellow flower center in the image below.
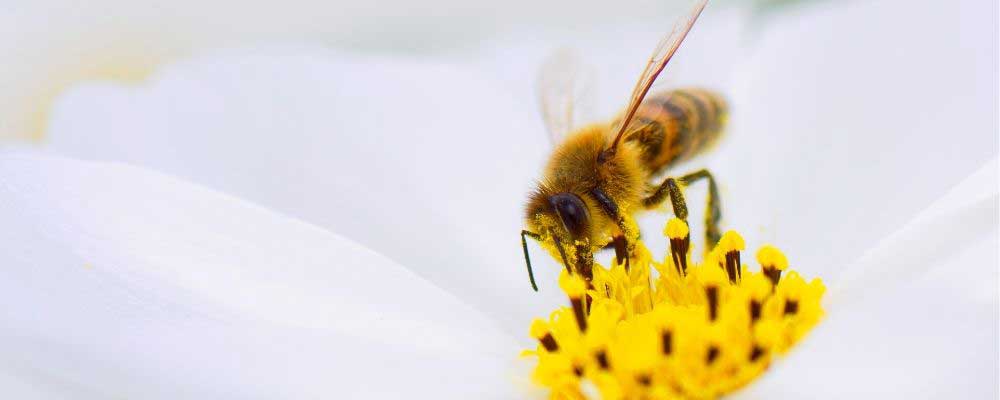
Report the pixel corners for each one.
[524,218,825,399]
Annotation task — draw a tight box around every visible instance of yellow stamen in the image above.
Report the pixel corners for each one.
[665,217,692,276]
[756,245,788,271]
[526,220,825,399]
[716,230,745,283]
[757,244,789,286]
[664,217,690,239]
[559,271,589,299]
[717,230,745,253]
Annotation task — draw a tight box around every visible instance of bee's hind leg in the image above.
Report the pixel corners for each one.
[679,169,722,248]
[644,169,722,250]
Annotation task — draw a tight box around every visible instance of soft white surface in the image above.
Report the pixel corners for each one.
[832,157,999,305]
[1,151,994,398]
[0,0,712,140]
[0,152,518,399]
[739,230,998,398]
[46,45,567,335]
[722,0,998,282]
[735,157,998,398]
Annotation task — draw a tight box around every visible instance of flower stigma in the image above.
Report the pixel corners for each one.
[524,218,825,399]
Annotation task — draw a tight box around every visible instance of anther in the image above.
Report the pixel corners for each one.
[665,218,690,275]
[763,267,781,287]
[530,320,559,352]
[725,250,741,283]
[662,331,673,355]
[784,299,799,316]
[570,298,588,331]
[637,374,652,387]
[559,272,590,331]
[749,300,762,322]
[611,235,630,272]
[539,334,559,352]
[595,350,610,369]
[706,286,719,321]
[749,346,766,362]
[706,346,720,364]
[757,245,788,286]
[718,231,745,283]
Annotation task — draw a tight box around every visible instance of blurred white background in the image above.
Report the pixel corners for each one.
[2,0,835,141]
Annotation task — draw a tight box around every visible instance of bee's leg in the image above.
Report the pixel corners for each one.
[522,230,595,292]
[590,187,638,269]
[521,230,541,292]
[602,233,634,271]
[574,242,594,283]
[678,169,722,248]
[644,176,690,220]
[644,170,722,249]
[549,232,575,275]
[611,236,629,267]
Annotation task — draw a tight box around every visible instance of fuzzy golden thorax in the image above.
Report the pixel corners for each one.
[524,124,647,254]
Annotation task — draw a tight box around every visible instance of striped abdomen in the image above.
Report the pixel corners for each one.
[622,88,727,175]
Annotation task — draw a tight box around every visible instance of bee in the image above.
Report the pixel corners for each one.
[520,0,727,291]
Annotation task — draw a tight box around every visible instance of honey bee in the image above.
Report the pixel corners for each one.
[521,0,727,291]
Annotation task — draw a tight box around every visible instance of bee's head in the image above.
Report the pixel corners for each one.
[525,188,594,240]
[547,192,591,239]
[523,189,596,287]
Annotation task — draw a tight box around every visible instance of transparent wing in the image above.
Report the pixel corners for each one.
[605,0,709,154]
[537,48,595,145]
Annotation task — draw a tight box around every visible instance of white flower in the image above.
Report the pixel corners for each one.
[2,0,996,398]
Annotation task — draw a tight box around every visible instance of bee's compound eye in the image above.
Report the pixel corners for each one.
[550,192,591,237]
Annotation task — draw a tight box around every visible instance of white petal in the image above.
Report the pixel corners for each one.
[832,157,998,305]
[43,46,560,332]
[719,0,997,279]
[737,229,997,398]
[735,161,999,398]
[46,46,567,335]
[0,151,518,398]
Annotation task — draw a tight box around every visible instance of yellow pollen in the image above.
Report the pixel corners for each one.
[756,245,789,271]
[530,319,551,339]
[664,217,690,239]
[525,220,825,399]
[559,271,589,299]
[717,230,745,253]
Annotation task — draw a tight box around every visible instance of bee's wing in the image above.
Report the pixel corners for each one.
[537,48,595,146]
[606,0,708,153]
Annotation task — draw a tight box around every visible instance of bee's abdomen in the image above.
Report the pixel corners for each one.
[623,88,727,174]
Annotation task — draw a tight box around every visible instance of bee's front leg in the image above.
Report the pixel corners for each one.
[570,239,594,283]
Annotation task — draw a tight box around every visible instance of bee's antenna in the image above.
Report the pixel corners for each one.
[521,230,540,292]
